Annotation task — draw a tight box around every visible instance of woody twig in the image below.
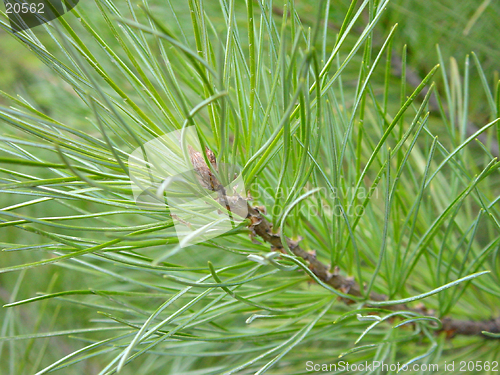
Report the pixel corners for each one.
[245,203,500,338]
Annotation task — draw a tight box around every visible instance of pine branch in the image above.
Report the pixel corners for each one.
[187,139,499,339]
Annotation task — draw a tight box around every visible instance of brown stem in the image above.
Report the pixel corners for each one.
[246,204,500,338]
